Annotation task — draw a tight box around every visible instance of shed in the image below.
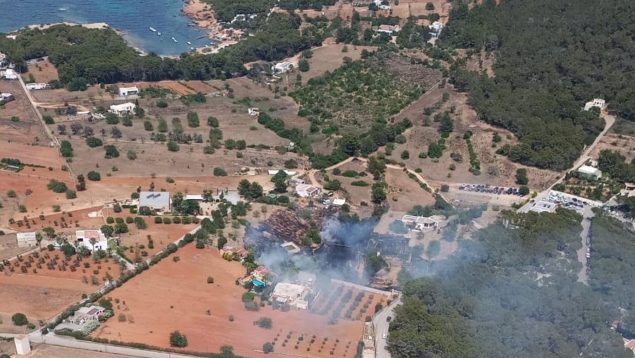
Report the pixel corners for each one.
[119,86,139,97]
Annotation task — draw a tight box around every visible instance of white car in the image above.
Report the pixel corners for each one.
[382,333,387,339]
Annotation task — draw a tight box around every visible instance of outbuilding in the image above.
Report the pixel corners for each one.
[118,86,139,97]
[577,165,602,180]
[139,191,171,211]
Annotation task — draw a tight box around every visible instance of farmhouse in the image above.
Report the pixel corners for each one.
[0,68,18,80]
[271,282,311,310]
[584,98,607,111]
[16,232,37,248]
[139,191,171,211]
[73,305,106,323]
[429,21,443,36]
[401,215,441,232]
[248,107,260,116]
[333,198,347,206]
[577,165,602,180]
[118,86,139,97]
[295,184,320,198]
[272,62,293,74]
[0,92,14,104]
[76,230,108,251]
[25,83,48,90]
[376,24,400,35]
[109,102,136,116]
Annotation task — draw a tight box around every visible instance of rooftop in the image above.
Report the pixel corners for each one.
[139,191,171,209]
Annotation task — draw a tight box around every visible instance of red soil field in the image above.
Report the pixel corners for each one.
[0,249,124,322]
[93,245,365,357]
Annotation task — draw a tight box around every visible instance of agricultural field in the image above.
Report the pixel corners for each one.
[0,79,49,145]
[0,248,125,329]
[92,244,365,357]
[291,51,442,136]
[36,79,308,178]
[389,85,559,190]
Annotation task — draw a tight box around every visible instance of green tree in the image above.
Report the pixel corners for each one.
[169,331,188,348]
[515,168,528,185]
[298,58,310,72]
[11,313,28,326]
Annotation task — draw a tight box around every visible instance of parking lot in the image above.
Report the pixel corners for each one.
[458,184,526,197]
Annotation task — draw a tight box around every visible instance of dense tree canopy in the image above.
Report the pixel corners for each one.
[390,209,632,358]
[441,0,635,170]
[0,13,323,87]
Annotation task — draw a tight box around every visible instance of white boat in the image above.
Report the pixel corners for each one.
[187,41,192,45]
[157,32,161,36]
[171,37,178,43]
[149,27,157,32]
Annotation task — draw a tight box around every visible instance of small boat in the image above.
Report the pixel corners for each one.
[171,37,178,43]
[149,27,157,32]
[187,41,192,45]
[157,32,161,36]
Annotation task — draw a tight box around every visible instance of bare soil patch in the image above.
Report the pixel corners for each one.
[0,80,49,146]
[25,57,60,83]
[385,168,435,211]
[0,249,123,323]
[93,245,365,357]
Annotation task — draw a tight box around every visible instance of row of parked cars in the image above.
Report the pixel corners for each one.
[458,184,525,196]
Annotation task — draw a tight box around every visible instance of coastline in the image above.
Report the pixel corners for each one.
[180,0,242,55]
[2,1,240,57]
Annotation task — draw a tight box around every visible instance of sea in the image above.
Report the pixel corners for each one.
[0,0,210,56]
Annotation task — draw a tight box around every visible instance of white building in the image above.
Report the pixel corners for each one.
[0,52,6,67]
[14,335,30,355]
[267,169,297,176]
[333,198,347,206]
[118,86,139,97]
[272,282,310,310]
[76,230,108,251]
[584,98,607,111]
[16,232,37,248]
[376,24,401,35]
[429,21,443,35]
[401,215,441,232]
[1,68,18,80]
[109,102,136,116]
[295,183,320,198]
[248,107,260,116]
[139,191,171,211]
[272,62,293,74]
[577,165,602,180]
[25,83,48,90]
[0,92,14,103]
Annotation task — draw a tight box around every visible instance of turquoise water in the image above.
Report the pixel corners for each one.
[0,0,210,56]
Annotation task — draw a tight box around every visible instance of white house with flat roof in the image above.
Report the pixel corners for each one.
[1,68,18,80]
[118,86,139,97]
[272,62,293,74]
[16,232,37,248]
[584,98,607,111]
[76,229,108,251]
[139,191,171,211]
[109,102,136,116]
[272,282,310,310]
[295,184,320,198]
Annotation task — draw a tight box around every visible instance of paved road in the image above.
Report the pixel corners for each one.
[373,297,401,358]
[577,207,595,285]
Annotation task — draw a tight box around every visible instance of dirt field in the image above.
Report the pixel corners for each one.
[385,167,435,211]
[93,245,365,357]
[0,249,123,326]
[589,132,635,163]
[0,167,77,226]
[0,80,49,146]
[389,85,559,190]
[25,58,60,83]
